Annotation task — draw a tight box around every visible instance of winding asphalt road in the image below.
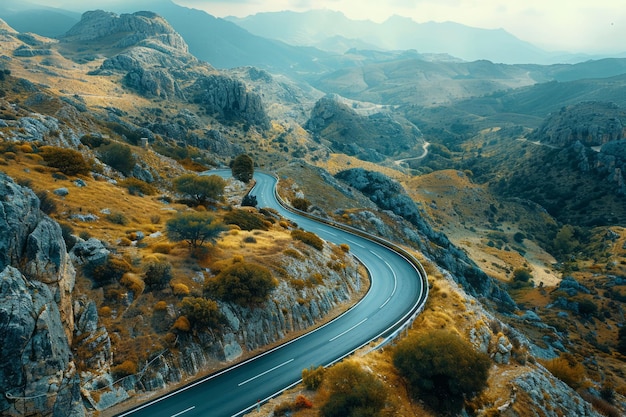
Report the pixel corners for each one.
[116,171,427,417]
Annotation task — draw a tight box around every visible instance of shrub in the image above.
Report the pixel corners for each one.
[36,190,57,214]
[119,177,156,196]
[178,297,223,329]
[120,273,145,295]
[241,194,257,207]
[292,229,324,251]
[151,242,172,254]
[143,261,173,290]
[172,283,190,296]
[106,211,129,225]
[99,306,112,317]
[320,360,387,417]
[223,209,269,231]
[112,360,138,378]
[302,365,325,390]
[206,262,276,306]
[393,329,491,415]
[91,257,132,286]
[80,134,111,149]
[541,354,585,390]
[513,268,532,283]
[41,146,91,176]
[98,142,135,174]
[166,211,226,248]
[154,301,168,311]
[294,394,313,409]
[618,327,626,355]
[292,197,311,212]
[171,316,191,332]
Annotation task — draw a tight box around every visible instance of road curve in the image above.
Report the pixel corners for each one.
[116,170,428,417]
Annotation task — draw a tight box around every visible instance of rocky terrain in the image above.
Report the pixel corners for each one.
[0,6,625,417]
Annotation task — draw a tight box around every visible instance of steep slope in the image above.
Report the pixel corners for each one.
[305,94,423,161]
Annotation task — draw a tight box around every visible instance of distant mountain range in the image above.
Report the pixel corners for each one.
[2,0,625,75]
[226,10,626,65]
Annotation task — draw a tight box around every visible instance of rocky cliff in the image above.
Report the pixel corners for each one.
[0,173,86,416]
[306,94,422,161]
[186,74,271,130]
[533,101,625,147]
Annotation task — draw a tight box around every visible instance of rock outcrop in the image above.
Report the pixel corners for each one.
[63,10,188,52]
[0,173,87,416]
[306,94,422,161]
[186,74,271,130]
[534,101,625,147]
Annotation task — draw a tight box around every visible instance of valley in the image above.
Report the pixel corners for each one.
[0,2,625,417]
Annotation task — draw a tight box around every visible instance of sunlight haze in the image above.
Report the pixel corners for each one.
[32,0,626,54]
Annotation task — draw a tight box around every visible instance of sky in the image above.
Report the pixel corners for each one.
[42,0,626,54]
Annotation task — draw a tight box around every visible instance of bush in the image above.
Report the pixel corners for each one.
[112,360,138,378]
[294,394,313,409]
[542,354,585,390]
[119,177,156,196]
[36,190,57,214]
[171,316,191,332]
[80,134,111,149]
[98,142,135,175]
[151,242,172,254]
[206,262,276,306]
[91,257,132,286]
[41,146,91,176]
[320,360,387,417]
[241,194,257,207]
[292,197,311,212]
[106,211,129,225]
[120,273,145,295]
[302,365,325,390]
[223,209,269,231]
[178,297,223,329]
[618,327,626,355]
[291,229,324,251]
[143,261,173,290]
[171,283,190,296]
[393,330,491,415]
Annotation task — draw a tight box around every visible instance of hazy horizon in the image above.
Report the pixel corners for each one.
[13,0,626,56]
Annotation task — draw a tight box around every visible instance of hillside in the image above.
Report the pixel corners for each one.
[0,9,625,417]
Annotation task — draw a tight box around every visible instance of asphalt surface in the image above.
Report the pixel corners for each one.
[116,170,427,417]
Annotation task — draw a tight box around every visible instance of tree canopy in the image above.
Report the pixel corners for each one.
[165,211,226,248]
[205,262,276,306]
[393,329,491,415]
[231,154,254,183]
[320,360,387,417]
[173,174,226,206]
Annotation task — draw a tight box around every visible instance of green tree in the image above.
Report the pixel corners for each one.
[553,224,579,256]
[231,154,254,183]
[173,174,226,206]
[393,330,491,415]
[98,142,135,175]
[320,360,387,417]
[206,262,276,306]
[166,211,226,248]
[179,297,223,329]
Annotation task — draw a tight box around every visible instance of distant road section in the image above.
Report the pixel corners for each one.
[116,170,428,417]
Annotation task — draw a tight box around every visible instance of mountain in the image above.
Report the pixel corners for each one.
[0,0,80,37]
[227,10,555,64]
[0,0,336,76]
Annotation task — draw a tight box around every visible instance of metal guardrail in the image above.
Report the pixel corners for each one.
[258,170,429,351]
